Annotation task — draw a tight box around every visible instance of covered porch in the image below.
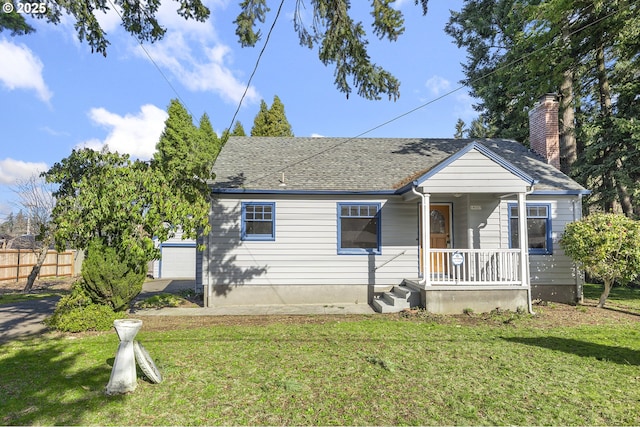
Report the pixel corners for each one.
[378,142,537,313]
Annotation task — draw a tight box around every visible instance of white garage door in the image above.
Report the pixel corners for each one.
[160,244,196,278]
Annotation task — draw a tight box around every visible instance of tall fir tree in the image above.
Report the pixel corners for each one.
[251,100,271,136]
[231,121,247,136]
[197,113,221,164]
[251,96,294,136]
[446,0,640,215]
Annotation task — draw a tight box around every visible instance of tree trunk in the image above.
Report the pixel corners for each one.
[597,279,613,308]
[596,43,612,116]
[559,22,577,175]
[23,246,48,293]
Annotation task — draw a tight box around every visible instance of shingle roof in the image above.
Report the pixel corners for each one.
[211,137,587,193]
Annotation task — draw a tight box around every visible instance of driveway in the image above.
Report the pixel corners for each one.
[0,296,60,343]
[0,279,198,343]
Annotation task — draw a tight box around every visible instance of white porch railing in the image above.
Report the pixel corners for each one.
[428,249,522,286]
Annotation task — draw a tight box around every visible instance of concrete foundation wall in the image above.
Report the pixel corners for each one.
[204,284,369,307]
[422,288,529,314]
[532,284,578,304]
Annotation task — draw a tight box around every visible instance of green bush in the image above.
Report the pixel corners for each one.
[561,212,640,307]
[46,282,126,332]
[82,238,146,311]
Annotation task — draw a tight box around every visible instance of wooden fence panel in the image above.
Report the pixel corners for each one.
[0,249,75,282]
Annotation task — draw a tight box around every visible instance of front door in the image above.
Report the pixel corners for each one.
[419,204,451,275]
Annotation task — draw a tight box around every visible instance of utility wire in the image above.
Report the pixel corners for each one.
[105,0,195,118]
[225,0,287,136]
[242,0,635,185]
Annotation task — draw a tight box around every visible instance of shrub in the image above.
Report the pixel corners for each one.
[81,238,146,311]
[561,212,640,307]
[46,282,126,332]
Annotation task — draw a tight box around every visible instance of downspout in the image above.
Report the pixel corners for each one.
[520,185,536,314]
[572,194,584,304]
[412,185,428,286]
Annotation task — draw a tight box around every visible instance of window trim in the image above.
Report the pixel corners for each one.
[241,202,275,241]
[337,202,382,255]
[508,202,552,255]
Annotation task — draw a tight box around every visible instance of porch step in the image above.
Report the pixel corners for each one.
[373,284,420,313]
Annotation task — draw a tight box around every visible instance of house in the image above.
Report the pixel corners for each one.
[196,95,590,313]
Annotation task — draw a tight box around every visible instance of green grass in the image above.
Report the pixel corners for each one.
[583,282,640,313]
[132,293,188,309]
[0,290,68,304]
[1,314,639,425]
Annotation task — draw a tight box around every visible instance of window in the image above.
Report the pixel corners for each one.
[337,203,381,254]
[241,202,275,241]
[509,203,552,255]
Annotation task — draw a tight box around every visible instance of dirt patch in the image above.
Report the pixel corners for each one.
[2,278,638,332]
[134,300,640,332]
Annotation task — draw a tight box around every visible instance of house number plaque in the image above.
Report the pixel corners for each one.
[451,251,464,266]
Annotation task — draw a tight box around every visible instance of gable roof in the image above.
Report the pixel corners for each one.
[211,137,588,194]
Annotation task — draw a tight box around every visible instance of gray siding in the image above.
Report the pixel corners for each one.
[205,195,419,287]
[499,195,582,288]
[420,150,530,194]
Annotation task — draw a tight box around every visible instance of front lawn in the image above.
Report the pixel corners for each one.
[1,306,639,425]
[583,282,640,314]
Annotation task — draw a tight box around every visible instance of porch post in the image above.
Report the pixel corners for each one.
[517,192,529,286]
[423,192,431,287]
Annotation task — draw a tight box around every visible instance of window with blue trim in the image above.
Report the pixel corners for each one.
[241,202,275,241]
[337,203,381,254]
[509,204,552,255]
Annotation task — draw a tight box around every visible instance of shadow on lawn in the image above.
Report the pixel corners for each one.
[0,338,118,425]
[503,336,640,366]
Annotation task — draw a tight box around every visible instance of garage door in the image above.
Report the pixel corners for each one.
[160,244,196,278]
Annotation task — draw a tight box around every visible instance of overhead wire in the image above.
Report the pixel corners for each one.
[105,0,195,117]
[226,0,287,136]
[239,0,636,186]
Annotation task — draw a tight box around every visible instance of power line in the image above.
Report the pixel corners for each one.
[105,0,195,118]
[242,0,635,185]
[225,0,287,135]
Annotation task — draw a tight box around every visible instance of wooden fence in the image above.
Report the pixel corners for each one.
[0,249,77,282]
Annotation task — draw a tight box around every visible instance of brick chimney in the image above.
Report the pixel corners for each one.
[528,94,561,169]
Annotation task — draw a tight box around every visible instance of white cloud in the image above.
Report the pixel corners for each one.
[77,105,169,160]
[132,0,260,106]
[425,75,451,96]
[138,36,259,105]
[0,39,52,102]
[0,159,48,185]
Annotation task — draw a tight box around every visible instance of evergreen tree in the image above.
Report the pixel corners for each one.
[197,113,221,164]
[231,121,246,136]
[454,119,467,139]
[251,100,270,136]
[267,95,294,137]
[251,96,294,136]
[445,0,640,215]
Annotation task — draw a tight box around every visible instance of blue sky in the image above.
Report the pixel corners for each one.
[0,0,474,220]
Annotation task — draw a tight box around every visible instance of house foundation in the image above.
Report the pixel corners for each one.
[422,288,529,314]
[203,284,369,307]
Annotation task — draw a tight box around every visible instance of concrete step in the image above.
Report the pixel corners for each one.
[382,292,411,308]
[373,284,420,313]
[373,297,404,313]
[393,285,413,298]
